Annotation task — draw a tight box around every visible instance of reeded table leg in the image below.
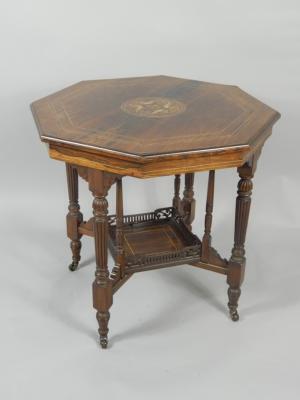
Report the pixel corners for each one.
[88,169,116,348]
[66,163,83,271]
[227,162,254,321]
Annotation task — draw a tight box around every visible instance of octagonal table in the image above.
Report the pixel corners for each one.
[31,75,280,348]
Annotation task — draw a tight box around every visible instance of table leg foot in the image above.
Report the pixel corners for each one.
[68,239,81,271]
[96,311,110,349]
[227,287,241,321]
[100,339,108,349]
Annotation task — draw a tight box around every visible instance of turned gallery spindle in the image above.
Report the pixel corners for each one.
[201,170,215,262]
[66,163,83,271]
[227,163,253,321]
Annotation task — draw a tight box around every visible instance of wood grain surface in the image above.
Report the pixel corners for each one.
[31,75,280,178]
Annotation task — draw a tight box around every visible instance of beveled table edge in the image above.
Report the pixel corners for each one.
[47,141,249,178]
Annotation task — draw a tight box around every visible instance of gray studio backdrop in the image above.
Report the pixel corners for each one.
[1,1,299,399]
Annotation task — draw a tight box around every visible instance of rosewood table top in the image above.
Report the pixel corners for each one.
[31,75,280,178]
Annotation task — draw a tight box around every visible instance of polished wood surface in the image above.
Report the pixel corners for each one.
[108,208,201,269]
[201,170,215,262]
[31,76,281,348]
[31,75,280,178]
[227,160,254,321]
[66,164,83,271]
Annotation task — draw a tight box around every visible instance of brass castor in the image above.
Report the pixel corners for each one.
[100,338,108,349]
[69,262,79,271]
[227,287,241,322]
[229,309,239,322]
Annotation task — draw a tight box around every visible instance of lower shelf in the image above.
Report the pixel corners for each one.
[78,206,228,275]
[108,207,201,273]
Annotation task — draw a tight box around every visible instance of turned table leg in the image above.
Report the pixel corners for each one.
[111,177,125,281]
[88,169,116,348]
[227,162,254,321]
[172,174,182,214]
[181,173,195,231]
[201,170,215,262]
[66,163,83,271]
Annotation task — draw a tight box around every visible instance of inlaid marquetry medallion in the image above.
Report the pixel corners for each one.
[120,96,186,118]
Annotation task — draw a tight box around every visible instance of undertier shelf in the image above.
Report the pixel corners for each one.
[108,207,201,272]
